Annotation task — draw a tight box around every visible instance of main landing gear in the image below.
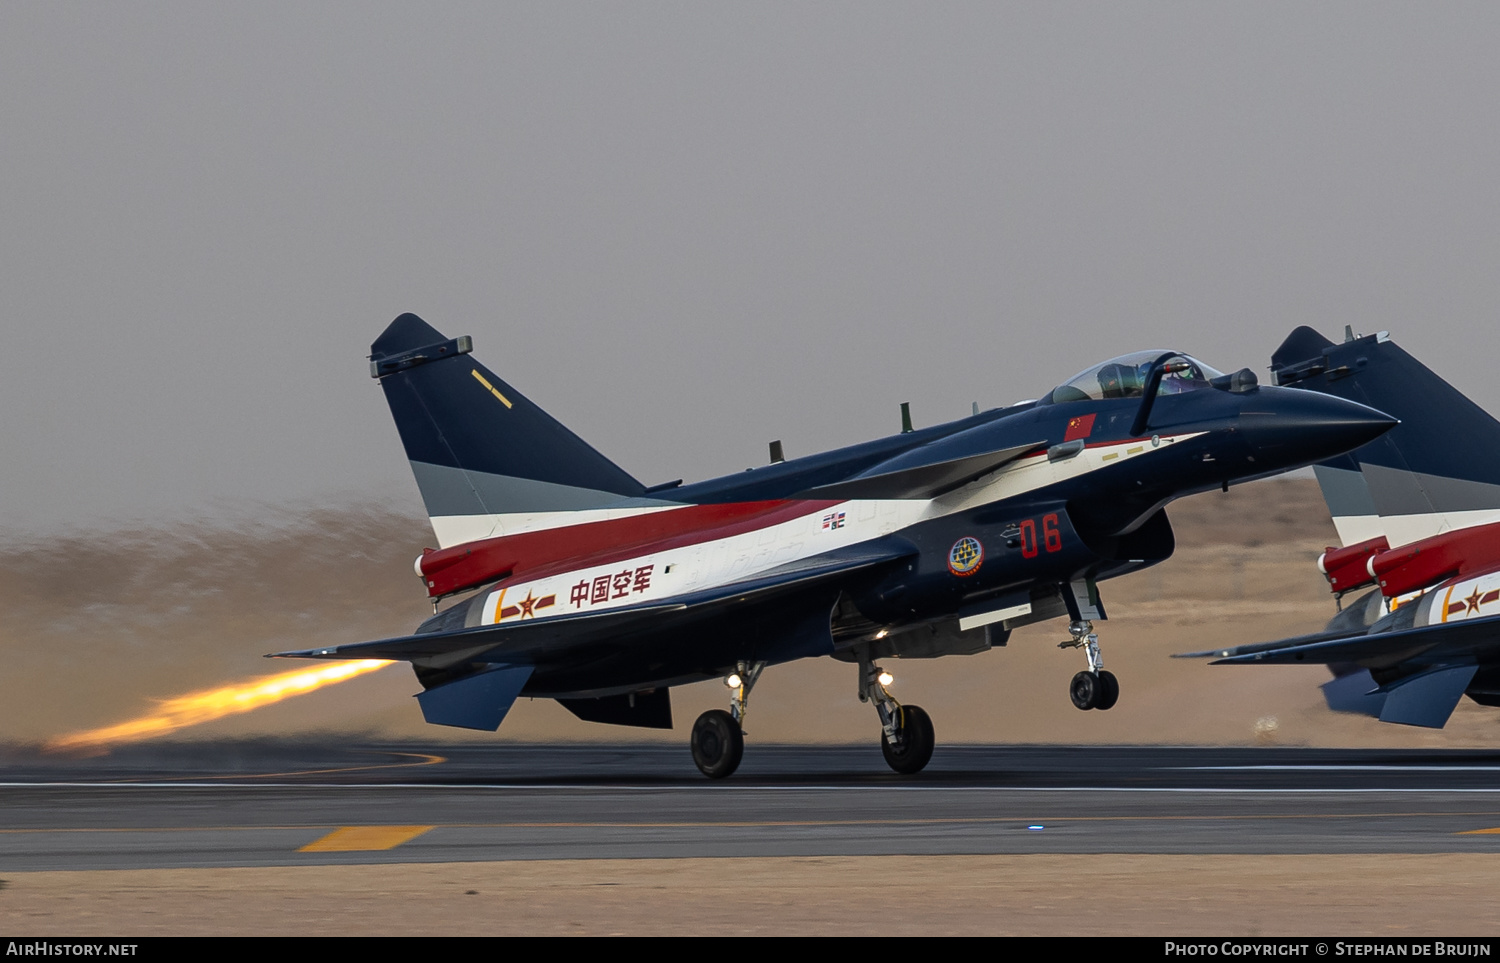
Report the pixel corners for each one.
[1059,619,1119,711]
[690,661,764,779]
[690,709,743,779]
[859,657,935,775]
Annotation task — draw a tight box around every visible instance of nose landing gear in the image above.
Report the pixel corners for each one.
[1060,619,1119,711]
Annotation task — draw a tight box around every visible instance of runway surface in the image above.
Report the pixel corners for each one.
[5,742,1500,871]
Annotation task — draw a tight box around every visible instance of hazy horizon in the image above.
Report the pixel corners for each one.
[5,3,1499,536]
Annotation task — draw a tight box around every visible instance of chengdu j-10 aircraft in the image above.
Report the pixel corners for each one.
[274,314,1393,778]
[1183,327,1500,729]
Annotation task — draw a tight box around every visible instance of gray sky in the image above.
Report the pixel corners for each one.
[4,2,1498,536]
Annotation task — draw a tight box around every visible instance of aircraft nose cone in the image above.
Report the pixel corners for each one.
[1240,391,1397,467]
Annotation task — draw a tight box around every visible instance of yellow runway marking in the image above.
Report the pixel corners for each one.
[299,826,434,852]
[1457,827,1500,835]
[471,369,513,407]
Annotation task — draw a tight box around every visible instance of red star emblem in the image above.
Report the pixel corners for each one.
[518,591,538,618]
[1464,588,1483,614]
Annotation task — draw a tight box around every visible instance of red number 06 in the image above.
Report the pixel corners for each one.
[1020,515,1063,559]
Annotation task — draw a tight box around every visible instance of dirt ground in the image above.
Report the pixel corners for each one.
[6,855,1500,936]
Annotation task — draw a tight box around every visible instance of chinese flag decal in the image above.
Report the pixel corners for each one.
[1063,413,1096,442]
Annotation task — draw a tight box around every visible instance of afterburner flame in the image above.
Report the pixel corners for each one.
[44,659,392,753]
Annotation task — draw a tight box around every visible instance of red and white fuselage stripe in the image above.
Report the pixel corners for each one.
[451,432,1205,627]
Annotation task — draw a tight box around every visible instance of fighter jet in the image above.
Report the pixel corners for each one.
[1182,326,1500,729]
[274,313,1393,777]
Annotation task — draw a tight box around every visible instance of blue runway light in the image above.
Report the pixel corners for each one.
[1027,825,1044,831]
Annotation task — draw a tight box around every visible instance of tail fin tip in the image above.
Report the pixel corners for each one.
[370,314,472,380]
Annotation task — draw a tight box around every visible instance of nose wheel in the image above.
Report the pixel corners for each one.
[1061,620,1119,711]
[1069,669,1119,710]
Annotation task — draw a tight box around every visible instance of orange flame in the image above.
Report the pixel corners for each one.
[44,659,393,754]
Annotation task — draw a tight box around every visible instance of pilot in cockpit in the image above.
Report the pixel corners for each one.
[1154,359,1214,393]
[1096,363,1143,399]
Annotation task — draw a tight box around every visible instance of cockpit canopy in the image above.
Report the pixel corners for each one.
[1040,351,1225,405]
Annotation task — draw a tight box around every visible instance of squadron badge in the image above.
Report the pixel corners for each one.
[947,536,984,577]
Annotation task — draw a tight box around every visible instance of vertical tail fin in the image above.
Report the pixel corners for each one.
[372,314,664,547]
[1272,326,1500,547]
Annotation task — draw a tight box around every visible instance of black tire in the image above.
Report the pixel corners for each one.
[1070,670,1099,710]
[1095,670,1120,711]
[690,709,744,779]
[880,704,935,775]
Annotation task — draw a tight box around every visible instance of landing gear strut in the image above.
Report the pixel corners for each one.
[689,661,764,779]
[859,657,934,774]
[1060,619,1119,711]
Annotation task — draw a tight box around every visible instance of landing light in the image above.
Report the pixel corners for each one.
[877,670,894,687]
[725,673,743,689]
